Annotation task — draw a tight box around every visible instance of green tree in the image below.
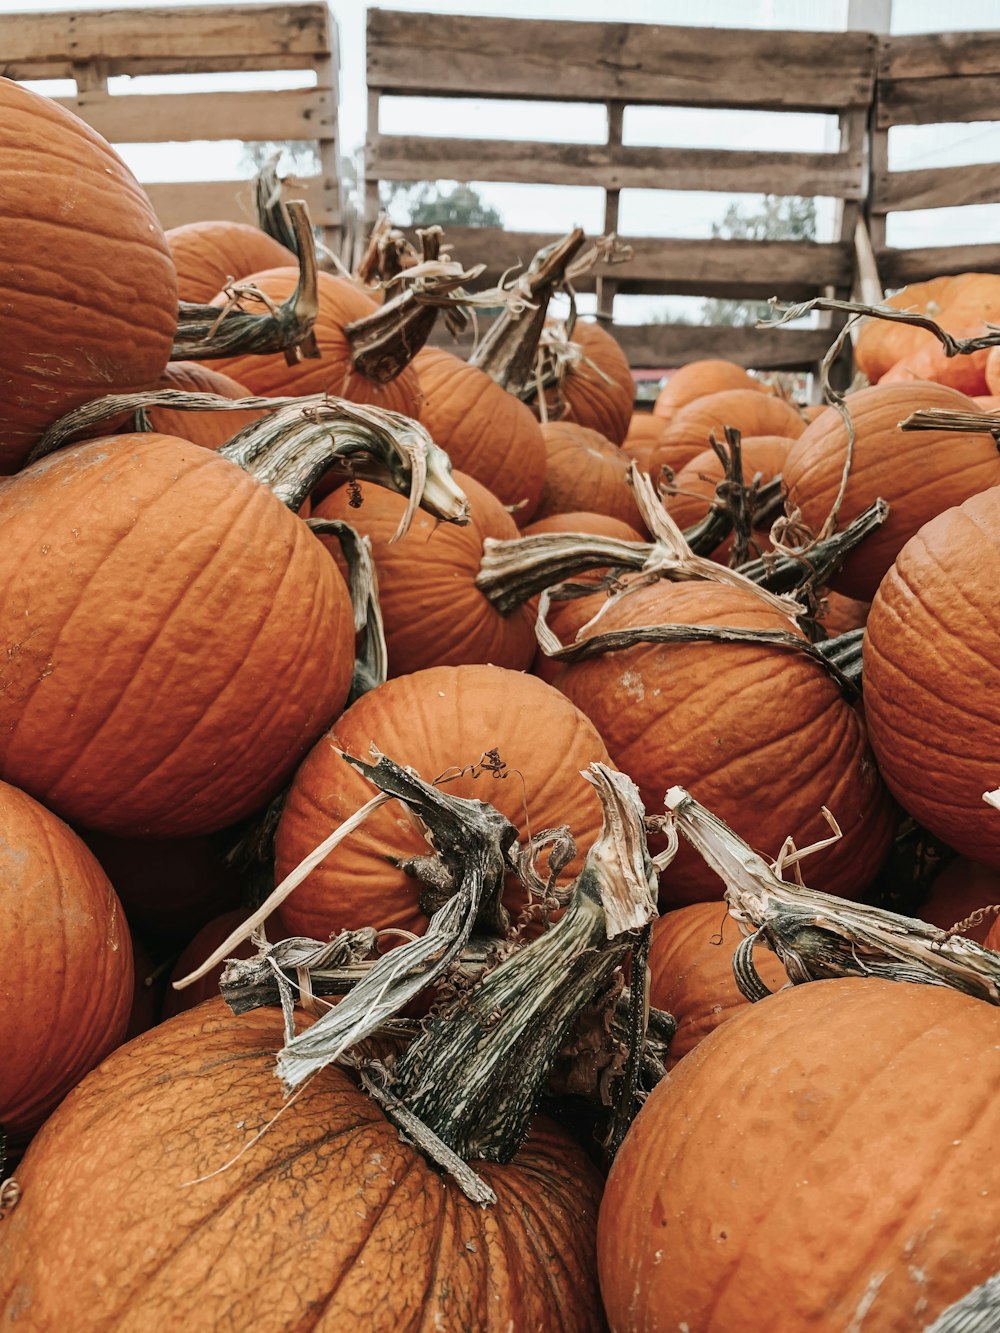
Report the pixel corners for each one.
[380,181,503,228]
[703,194,817,327]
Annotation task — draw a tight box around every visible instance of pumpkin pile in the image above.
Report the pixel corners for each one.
[4,73,1000,1333]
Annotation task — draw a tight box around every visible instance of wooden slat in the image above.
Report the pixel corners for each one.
[880,31,1000,81]
[368,136,866,198]
[874,163,1000,214]
[877,77,1000,128]
[54,87,335,144]
[3,54,326,79]
[611,324,834,369]
[0,5,330,67]
[442,229,853,297]
[878,243,1000,287]
[144,176,338,230]
[367,10,878,111]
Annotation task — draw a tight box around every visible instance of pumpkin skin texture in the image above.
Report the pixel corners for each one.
[598,977,1000,1333]
[816,589,870,638]
[918,858,1000,943]
[315,473,535,678]
[783,382,1000,601]
[0,79,178,472]
[0,1004,606,1333]
[165,219,295,302]
[0,434,354,837]
[653,359,768,420]
[0,779,132,1149]
[274,664,613,941]
[557,580,895,904]
[653,388,805,480]
[413,347,545,521]
[853,274,957,382]
[881,327,990,397]
[147,361,264,449]
[864,487,1000,866]
[550,321,634,444]
[647,902,788,1068]
[536,422,645,529]
[208,267,421,416]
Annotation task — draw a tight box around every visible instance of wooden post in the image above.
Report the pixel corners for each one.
[364,88,382,242]
[314,9,343,261]
[595,99,624,323]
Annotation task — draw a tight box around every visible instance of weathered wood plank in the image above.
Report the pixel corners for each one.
[880,31,1000,80]
[367,10,878,110]
[874,162,1000,214]
[0,5,331,65]
[368,135,866,198]
[878,243,1000,287]
[54,87,335,144]
[877,76,1000,128]
[3,54,325,79]
[144,176,338,231]
[441,229,853,297]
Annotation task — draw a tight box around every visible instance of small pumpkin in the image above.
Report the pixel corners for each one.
[918,858,1000,943]
[542,320,634,444]
[166,219,295,303]
[652,359,768,420]
[652,388,805,480]
[535,422,645,530]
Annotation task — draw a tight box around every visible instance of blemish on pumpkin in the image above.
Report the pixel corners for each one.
[619,669,645,702]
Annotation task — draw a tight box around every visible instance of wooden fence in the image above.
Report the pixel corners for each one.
[870,31,1000,287]
[1,3,342,246]
[364,10,881,372]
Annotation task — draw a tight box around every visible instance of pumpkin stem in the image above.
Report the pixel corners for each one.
[900,407,1000,445]
[387,765,658,1163]
[662,786,1000,1006]
[172,201,320,364]
[738,498,890,598]
[305,519,388,700]
[765,294,1000,359]
[813,627,864,686]
[468,229,587,395]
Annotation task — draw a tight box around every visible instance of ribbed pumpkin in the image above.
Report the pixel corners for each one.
[652,388,805,480]
[986,350,1000,396]
[549,321,634,444]
[208,268,421,416]
[145,361,264,449]
[315,473,535,677]
[623,413,667,453]
[919,858,1000,943]
[274,664,613,942]
[652,359,768,421]
[0,1003,605,1331]
[864,486,1000,866]
[0,79,177,472]
[880,327,990,397]
[536,422,645,529]
[413,346,545,520]
[783,382,1000,601]
[0,434,354,836]
[556,580,895,904]
[166,219,296,303]
[1,779,132,1149]
[855,273,1000,384]
[647,902,788,1068]
[664,433,791,562]
[599,977,1000,1332]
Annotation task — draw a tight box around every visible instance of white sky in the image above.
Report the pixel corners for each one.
[9,0,1000,320]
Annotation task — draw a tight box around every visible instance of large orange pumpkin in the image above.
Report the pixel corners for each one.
[413,347,545,520]
[542,321,634,444]
[166,219,296,303]
[315,473,535,677]
[208,268,421,417]
[0,1004,605,1330]
[647,902,788,1067]
[599,977,1000,1332]
[274,664,613,942]
[0,79,177,472]
[782,382,1000,600]
[864,486,1000,866]
[536,422,645,529]
[0,434,354,836]
[556,579,896,904]
[1,779,132,1149]
[652,359,768,420]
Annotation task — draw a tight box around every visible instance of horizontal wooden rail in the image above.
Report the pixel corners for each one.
[873,162,1000,214]
[142,177,337,230]
[878,243,1000,287]
[54,88,334,144]
[367,10,878,111]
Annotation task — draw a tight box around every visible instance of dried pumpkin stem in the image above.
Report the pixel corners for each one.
[663,787,1000,1006]
[173,201,320,363]
[924,1273,1000,1332]
[900,408,1000,442]
[739,498,889,595]
[765,295,1000,357]
[305,519,388,700]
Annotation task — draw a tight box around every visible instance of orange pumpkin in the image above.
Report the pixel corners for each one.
[547,320,634,444]
[208,268,421,417]
[648,902,788,1067]
[145,361,265,450]
[413,347,545,521]
[864,485,1000,866]
[0,434,354,836]
[599,977,1000,1332]
[556,579,895,904]
[162,910,258,1019]
[0,1003,605,1330]
[166,219,295,303]
[0,80,177,472]
[1,779,132,1149]
[919,858,1000,943]
[816,589,871,637]
[881,328,991,397]
[854,275,958,383]
[274,664,613,942]
[783,382,1000,600]
[652,359,768,420]
[315,473,535,677]
[652,388,805,480]
[536,422,645,529]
